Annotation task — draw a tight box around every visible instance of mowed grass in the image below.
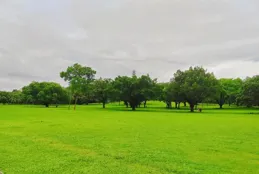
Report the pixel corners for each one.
[0,103,259,174]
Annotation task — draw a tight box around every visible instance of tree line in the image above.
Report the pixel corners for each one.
[0,63,258,112]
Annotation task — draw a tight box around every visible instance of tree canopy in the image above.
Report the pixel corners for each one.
[1,63,258,112]
[93,78,113,108]
[238,76,259,107]
[60,63,96,110]
[171,67,218,112]
[22,82,66,107]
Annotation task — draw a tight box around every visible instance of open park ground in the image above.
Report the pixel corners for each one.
[0,103,259,174]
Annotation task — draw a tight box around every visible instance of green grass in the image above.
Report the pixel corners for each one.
[0,103,259,174]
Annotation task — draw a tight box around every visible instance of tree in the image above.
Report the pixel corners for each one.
[221,78,243,106]
[113,75,156,111]
[169,70,188,109]
[157,83,173,109]
[213,78,243,108]
[60,63,96,110]
[173,67,218,112]
[0,91,10,104]
[22,82,66,107]
[239,76,259,107]
[167,81,185,109]
[9,90,24,104]
[38,82,66,107]
[138,75,157,108]
[113,76,136,110]
[22,82,40,104]
[93,78,113,108]
[214,79,227,109]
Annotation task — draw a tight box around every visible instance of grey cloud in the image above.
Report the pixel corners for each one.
[7,72,46,80]
[1,0,259,90]
[250,57,259,62]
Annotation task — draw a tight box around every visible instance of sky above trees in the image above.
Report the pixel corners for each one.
[0,0,259,90]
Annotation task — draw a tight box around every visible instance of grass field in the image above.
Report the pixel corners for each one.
[1,103,259,174]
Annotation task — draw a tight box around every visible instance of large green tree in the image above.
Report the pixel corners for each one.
[214,78,243,108]
[22,82,66,107]
[214,79,227,109]
[0,91,10,104]
[93,78,113,108]
[173,67,218,112]
[157,83,173,109]
[138,75,157,108]
[9,90,24,104]
[113,75,156,111]
[37,82,66,107]
[22,82,41,104]
[239,76,259,107]
[167,81,185,109]
[60,63,96,110]
[222,78,243,106]
[113,76,136,110]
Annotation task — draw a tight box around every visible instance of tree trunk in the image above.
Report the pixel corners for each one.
[144,101,147,108]
[175,102,178,108]
[102,102,105,108]
[166,101,172,109]
[130,101,136,111]
[169,102,172,109]
[166,102,169,109]
[190,104,195,112]
[45,104,49,107]
[184,102,187,107]
[178,102,181,109]
[74,97,78,110]
[219,104,223,109]
[124,101,129,108]
[68,98,71,110]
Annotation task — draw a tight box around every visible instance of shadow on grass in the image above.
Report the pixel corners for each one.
[5,104,259,115]
[98,106,259,115]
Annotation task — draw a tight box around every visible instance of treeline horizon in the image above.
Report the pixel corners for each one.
[0,63,258,112]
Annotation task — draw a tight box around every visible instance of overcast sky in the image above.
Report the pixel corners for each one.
[1,0,259,90]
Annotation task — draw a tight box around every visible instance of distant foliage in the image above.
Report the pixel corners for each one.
[238,76,259,107]
[22,82,67,107]
[112,74,157,110]
[93,78,113,108]
[1,63,258,111]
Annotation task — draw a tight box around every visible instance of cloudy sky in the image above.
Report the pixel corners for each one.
[1,0,259,90]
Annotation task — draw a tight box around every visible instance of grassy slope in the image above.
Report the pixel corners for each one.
[0,103,259,174]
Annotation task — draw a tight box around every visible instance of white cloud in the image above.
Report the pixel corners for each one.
[208,60,259,79]
[0,0,259,90]
[67,28,88,40]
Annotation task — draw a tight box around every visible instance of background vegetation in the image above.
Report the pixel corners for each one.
[1,63,258,112]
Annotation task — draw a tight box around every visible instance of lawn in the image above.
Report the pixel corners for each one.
[0,103,259,174]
